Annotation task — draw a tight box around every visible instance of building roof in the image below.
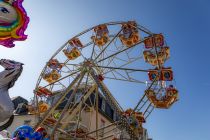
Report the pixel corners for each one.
[11,96,28,102]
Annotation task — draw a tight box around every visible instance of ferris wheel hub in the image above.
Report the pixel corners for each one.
[83,60,93,66]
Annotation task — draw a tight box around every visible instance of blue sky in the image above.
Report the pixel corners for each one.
[0,0,209,139]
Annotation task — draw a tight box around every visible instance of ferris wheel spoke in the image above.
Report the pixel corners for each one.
[96,47,105,68]
[97,39,145,63]
[61,66,79,73]
[64,63,82,69]
[95,45,123,74]
[100,48,123,73]
[107,67,141,83]
[77,41,94,61]
[93,28,123,62]
[80,53,88,62]
[104,76,146,84]
[90,42,96,60]
[65,63,82,67]
[136,24,153,35]
[114,38,135,63]
[61,59,71,70]
[96,65,149,73]
[57,81,67,89]
[96,62,148,83]
[82,40,94,49]
[106,55,144,75]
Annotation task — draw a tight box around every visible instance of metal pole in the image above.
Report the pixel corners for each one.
[34,73,82,130]
[96,86,99,139]
[50,72,85,138]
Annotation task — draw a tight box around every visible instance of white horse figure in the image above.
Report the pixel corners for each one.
[0,59,23,128]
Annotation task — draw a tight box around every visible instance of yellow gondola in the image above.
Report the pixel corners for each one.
[119,21,140,47]
[27,101,49,114]
[148,67,173,81]
[38,101,49,113]
[69,38,83,48]
[91,24,109,47]
[43,69,61,83]
[48,59,63,70]
[63,47,81,60]
[161,67,173,81]
[143,46,170,66]
[144,34,164,48]
[145,88,178,109]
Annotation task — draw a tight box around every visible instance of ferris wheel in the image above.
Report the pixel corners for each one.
[28,21,178,140]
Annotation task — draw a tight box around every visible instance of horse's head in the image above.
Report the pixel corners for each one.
[0,59,23,70]
[0,59,23,88]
